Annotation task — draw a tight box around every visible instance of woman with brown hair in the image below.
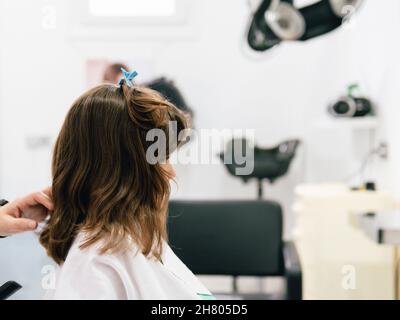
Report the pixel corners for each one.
[40,70,213,300]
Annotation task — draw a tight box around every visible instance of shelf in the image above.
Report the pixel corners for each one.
[314,117,379,131]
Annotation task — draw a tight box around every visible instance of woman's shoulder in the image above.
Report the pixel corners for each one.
[66,232,142,267]
[49,237,130,300]
[52,233,143,299]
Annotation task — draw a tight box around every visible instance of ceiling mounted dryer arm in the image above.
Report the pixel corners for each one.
[247,0,364,52]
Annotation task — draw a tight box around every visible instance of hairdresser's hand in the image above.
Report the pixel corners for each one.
[0,189,53,237]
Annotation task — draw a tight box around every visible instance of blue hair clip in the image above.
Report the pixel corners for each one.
[119,68,138,87]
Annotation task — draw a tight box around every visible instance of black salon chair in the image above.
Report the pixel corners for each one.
[220,138,300,198]
[168,200,302,300]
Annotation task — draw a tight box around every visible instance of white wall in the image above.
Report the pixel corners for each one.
[0,0,400,298]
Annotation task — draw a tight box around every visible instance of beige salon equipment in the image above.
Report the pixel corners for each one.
[293,183,396,299]
[354,211,400,299]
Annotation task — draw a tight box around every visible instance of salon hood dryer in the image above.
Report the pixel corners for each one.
[220,138,300,198]
[247,0,364,52]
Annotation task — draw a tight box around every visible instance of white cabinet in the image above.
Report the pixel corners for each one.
[293,183,396,299]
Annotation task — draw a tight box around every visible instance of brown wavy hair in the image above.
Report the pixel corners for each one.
[40,81,188,265]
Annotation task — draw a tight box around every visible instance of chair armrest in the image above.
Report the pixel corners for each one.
[283,241,302,300]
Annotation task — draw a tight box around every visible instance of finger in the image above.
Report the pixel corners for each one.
[12,218,38,233]
[42,187,52,197]
[32,192,54,211]
[2,202,21,218]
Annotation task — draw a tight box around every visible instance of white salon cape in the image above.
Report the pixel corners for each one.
[46,233,214,300]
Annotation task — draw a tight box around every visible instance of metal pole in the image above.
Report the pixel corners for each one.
[258,179,263,199]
